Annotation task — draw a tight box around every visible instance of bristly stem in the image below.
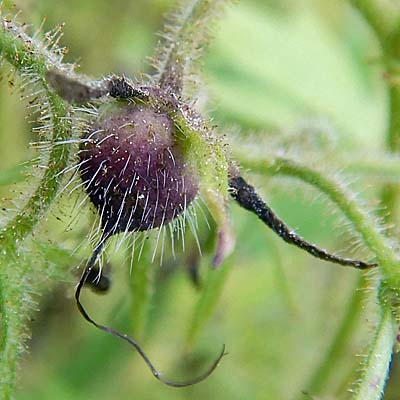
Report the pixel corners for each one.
[0,96,70,398]
[352,307,396,400]
[0,19,72,238]
[0,16,71,400]
[156,0,231,96]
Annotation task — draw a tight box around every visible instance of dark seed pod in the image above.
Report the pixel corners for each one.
[78,101,198,236]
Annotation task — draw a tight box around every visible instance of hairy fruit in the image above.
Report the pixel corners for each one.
[78,101,198,235]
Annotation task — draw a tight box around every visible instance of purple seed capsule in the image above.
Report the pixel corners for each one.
[78,102,198,235]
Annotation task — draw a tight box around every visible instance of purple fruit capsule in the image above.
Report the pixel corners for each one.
[78,102,198,235]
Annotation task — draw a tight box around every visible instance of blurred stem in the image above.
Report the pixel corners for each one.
[269,242,298,316]
[128,237,154,338]
[350,0,400,224]
[186,258,233,348]
[0,16,71,400]
[300,275,367,397]
[352,307,396,400]
[381,85,400,225]
[344,155,400,180]
[238,152,400,181]
[348,0,397,42]
[387,82,400,152]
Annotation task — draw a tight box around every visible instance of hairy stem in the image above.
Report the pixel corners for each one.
[0,17,72,399]
[156,0,231,95]
[352,307,395,400]
[0,98,70,397]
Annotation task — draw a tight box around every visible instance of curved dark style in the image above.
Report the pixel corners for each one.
[229,175,376,270]
[75,237,227,387]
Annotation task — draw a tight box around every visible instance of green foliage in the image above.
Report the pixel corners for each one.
[1,0,400,399]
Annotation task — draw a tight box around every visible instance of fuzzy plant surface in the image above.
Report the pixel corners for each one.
[1,0,400,399]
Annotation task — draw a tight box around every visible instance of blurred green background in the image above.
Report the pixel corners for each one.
[0,0,396,399]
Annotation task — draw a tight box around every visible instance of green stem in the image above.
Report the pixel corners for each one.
[186,258,233,348]
[0,18,72,399]
[344,155,400,180]
[350,1,400,224]
[0,96,70,398]
[269,242,297,316]
[235,149,400,181]
[128,238,154,338]
[156,0,231,94]
[381,85,400,225]
[300,275,367,396]
[348,0,397,44]
[352,307,396,400]
[0,20,46,75]
[387,82,400,152]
